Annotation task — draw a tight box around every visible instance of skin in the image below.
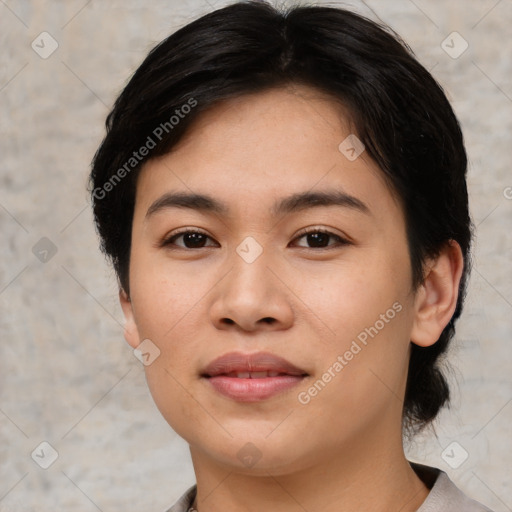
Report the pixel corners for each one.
[120,84,464,512]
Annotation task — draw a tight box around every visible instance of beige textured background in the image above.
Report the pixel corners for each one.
[1,0,511,510]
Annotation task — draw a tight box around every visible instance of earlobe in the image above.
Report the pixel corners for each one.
[410,240,464,348]
[119,289,141,349]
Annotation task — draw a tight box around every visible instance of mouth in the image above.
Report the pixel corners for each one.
[201,352,308,402]
[215,370,296,378]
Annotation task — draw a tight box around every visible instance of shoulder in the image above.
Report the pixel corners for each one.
[412,462,494,512]
[164,467,496,512]
[164,484,197,512]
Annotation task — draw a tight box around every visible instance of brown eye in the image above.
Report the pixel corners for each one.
[162,230,217,249]
[293,229,349,249]
[303,232,330,248]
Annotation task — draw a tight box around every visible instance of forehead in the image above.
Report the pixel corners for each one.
[135,85,400,221]
[166,85,354,167]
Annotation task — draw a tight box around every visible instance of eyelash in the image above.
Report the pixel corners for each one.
[160,227,350,250]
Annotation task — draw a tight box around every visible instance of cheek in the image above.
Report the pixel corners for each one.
[130,255,208,338]
[290,254,413,405]
[128,265,207,397]
[143,365,205,442]
[293,309,412,444]
[289,256,407,342]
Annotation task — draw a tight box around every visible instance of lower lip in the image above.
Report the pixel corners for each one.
[205,375,305,402]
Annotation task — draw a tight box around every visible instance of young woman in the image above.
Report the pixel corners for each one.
[90,2,493,511]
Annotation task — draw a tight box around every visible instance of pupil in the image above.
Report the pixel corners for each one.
[184,233,206,248]
[308,232,328,247]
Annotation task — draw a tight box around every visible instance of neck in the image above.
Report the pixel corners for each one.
[189,423,429,512]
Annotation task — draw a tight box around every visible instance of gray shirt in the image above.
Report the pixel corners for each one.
[165,463,493,512]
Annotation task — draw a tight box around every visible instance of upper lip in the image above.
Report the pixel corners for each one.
[202,351,308,377]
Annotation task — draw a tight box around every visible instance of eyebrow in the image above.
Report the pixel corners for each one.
[145,190,371,219]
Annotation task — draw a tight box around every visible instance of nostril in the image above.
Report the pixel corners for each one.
[219,317,276,327]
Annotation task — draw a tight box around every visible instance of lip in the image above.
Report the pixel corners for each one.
[201,351,308,402]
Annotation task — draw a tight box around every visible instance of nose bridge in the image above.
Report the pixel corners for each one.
[228,236,275,304]
[210,236,293,331]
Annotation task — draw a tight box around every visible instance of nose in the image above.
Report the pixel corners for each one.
[209,247,294,333]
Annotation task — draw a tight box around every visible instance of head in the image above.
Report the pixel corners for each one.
[89,1,472,470]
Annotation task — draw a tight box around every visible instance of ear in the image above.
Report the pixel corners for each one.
[411,240,464,348]
[119,288,141,349]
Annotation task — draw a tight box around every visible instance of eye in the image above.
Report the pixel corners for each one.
[160,229,218,249]
[160,227,350,250]
[291,228,350,249]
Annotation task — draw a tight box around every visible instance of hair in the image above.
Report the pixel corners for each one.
[89,1,473,435]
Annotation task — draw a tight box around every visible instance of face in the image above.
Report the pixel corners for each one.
[121,85,420,474]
